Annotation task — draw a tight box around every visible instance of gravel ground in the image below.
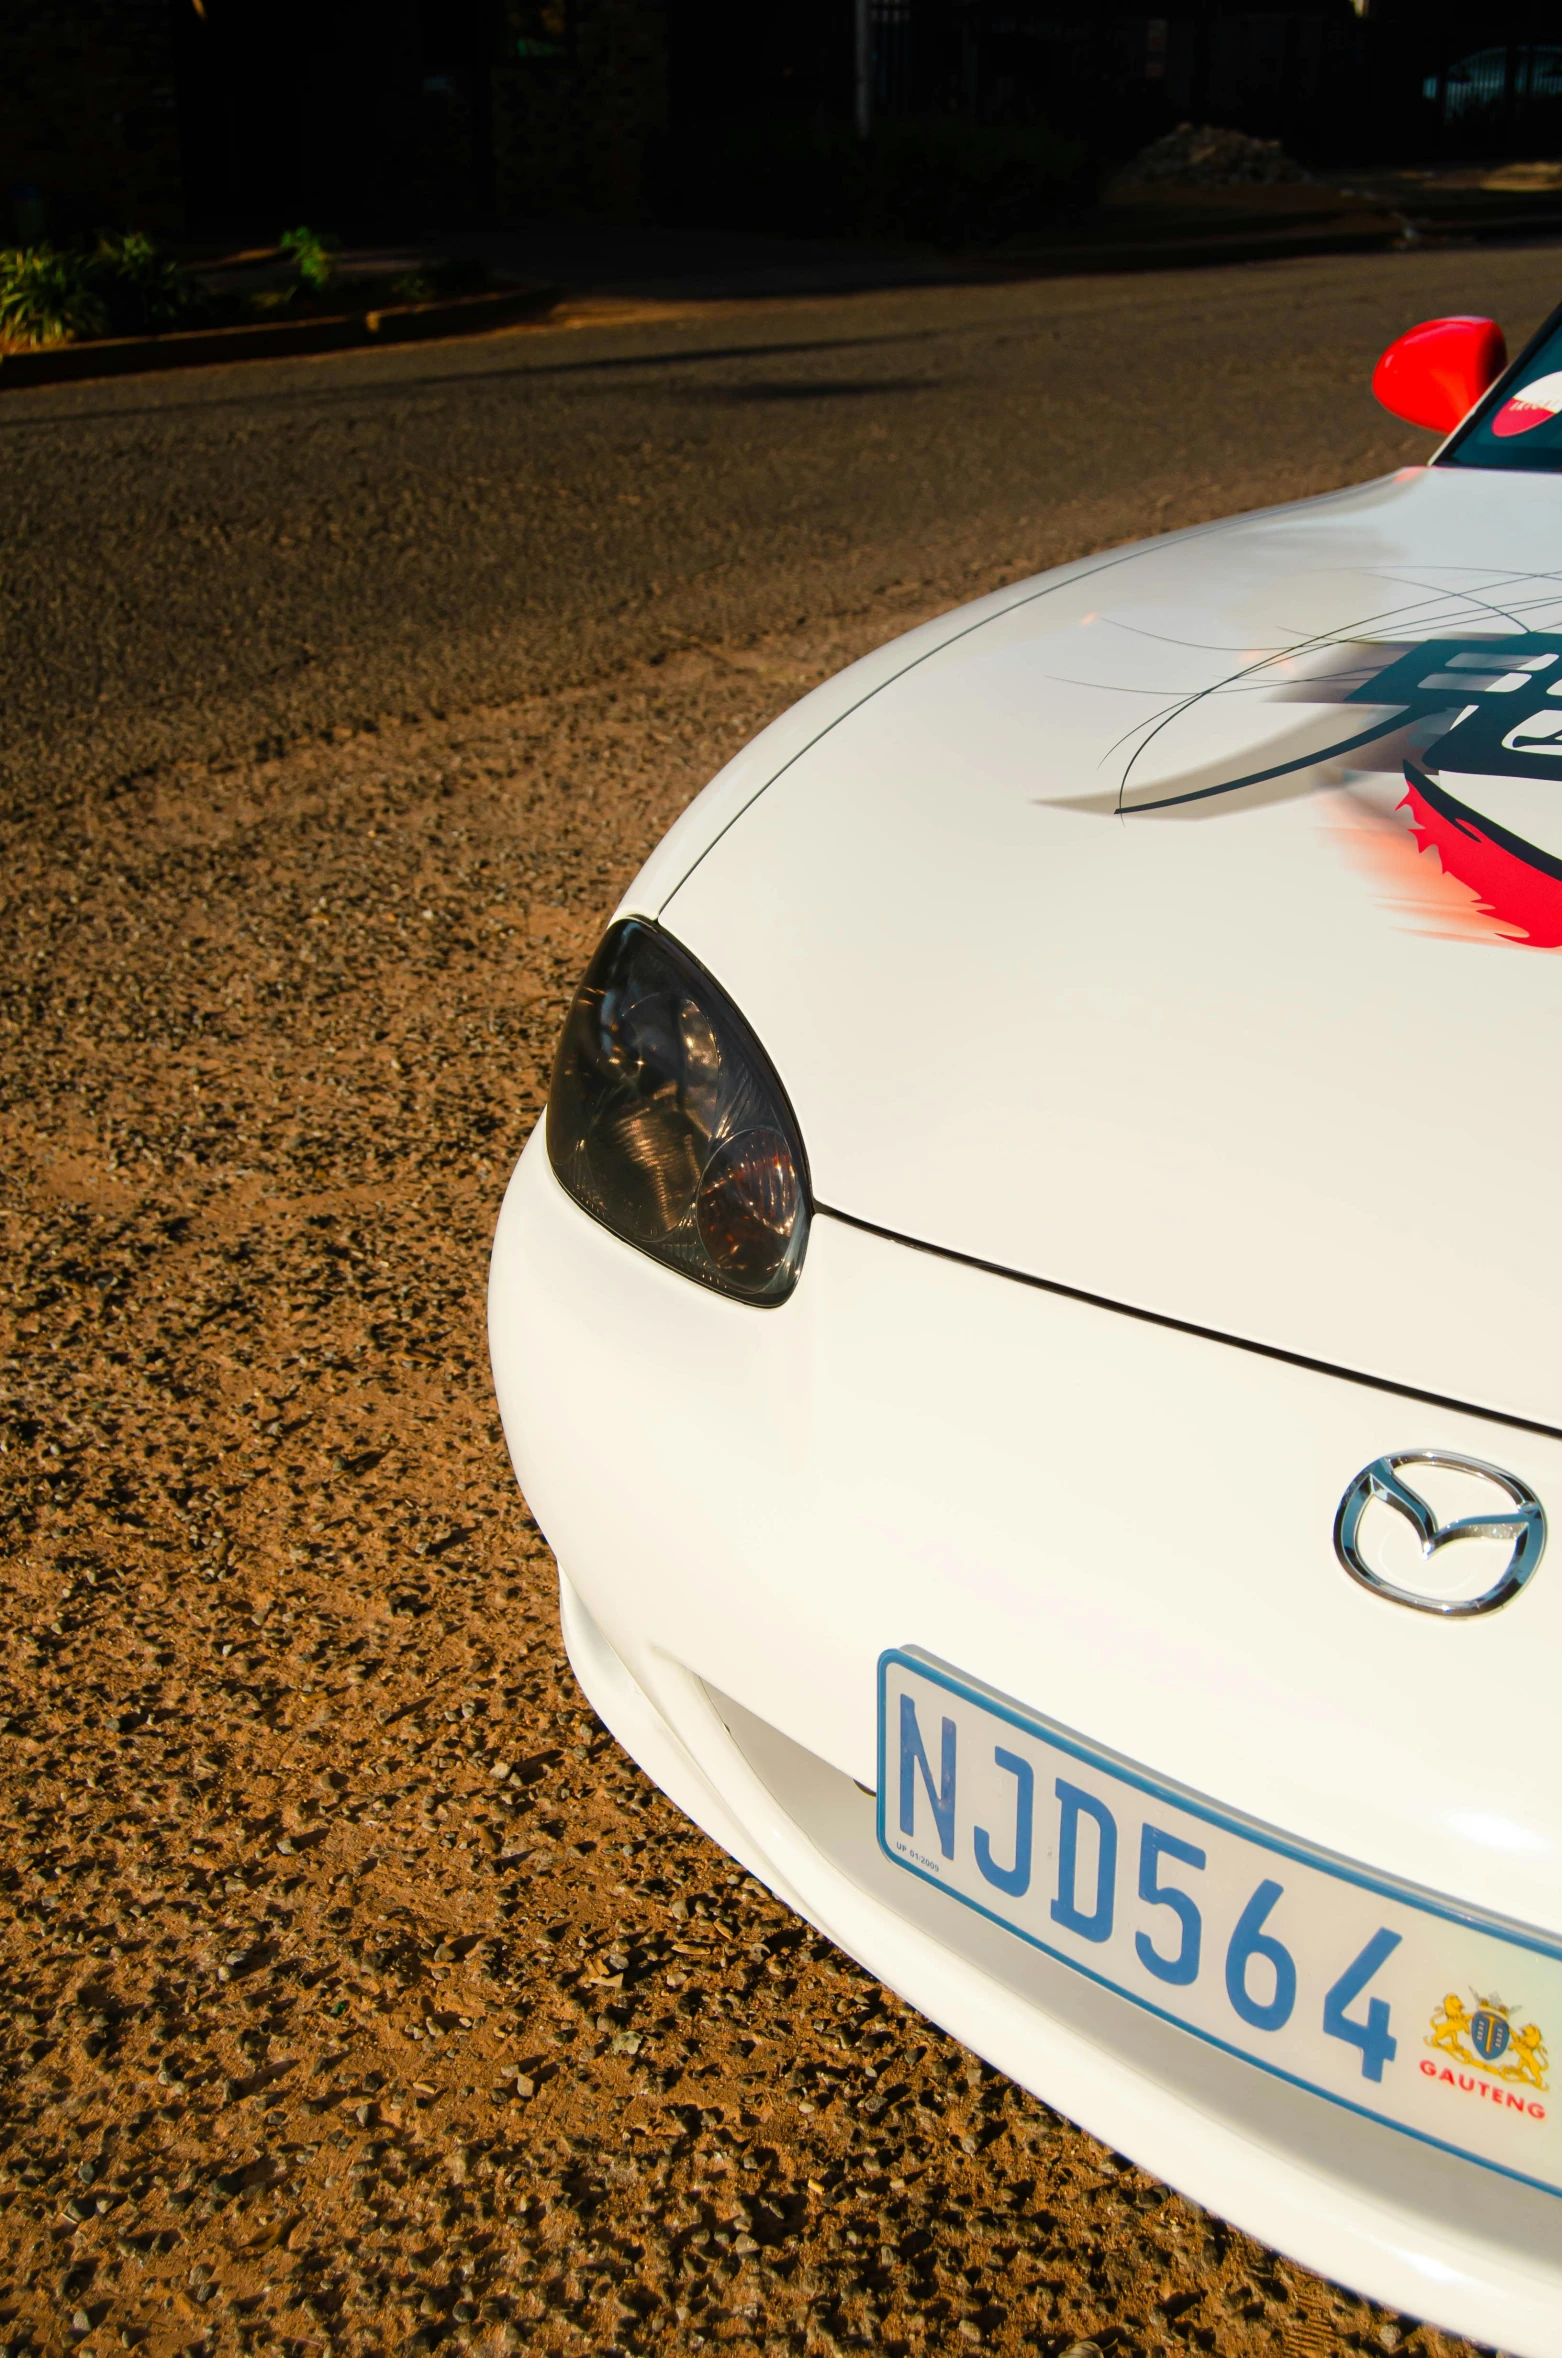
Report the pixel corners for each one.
[0,580,1488,2358]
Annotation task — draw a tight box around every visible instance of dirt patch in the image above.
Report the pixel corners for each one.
[0,617,1468,2358]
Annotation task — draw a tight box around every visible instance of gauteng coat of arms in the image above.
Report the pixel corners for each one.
[1426,1991,1550,2089]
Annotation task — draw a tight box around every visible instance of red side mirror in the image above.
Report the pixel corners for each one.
[1372,316,1507,433]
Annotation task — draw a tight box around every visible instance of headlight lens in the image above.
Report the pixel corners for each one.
[546,918,809,1304]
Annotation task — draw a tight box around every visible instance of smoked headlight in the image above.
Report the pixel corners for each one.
[546,918,810,1304]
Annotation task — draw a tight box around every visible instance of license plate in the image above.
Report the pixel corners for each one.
[877,1649,1562,2196]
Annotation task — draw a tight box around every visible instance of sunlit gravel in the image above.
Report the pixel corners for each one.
[0,609,1480,2358]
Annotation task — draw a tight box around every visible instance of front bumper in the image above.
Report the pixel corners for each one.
[489,1129,1562,2354]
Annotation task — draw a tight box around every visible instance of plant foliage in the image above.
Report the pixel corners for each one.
[652,116,1089,250]
[92,231,205,334]
[0,247,107,348]
[0,233,205,350]
[279,226,339,294]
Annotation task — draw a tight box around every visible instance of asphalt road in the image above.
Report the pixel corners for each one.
[6,239,1562,808]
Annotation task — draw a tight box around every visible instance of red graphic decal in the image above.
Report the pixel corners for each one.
[1399,778,1562,948]
[1492,371,1562,438]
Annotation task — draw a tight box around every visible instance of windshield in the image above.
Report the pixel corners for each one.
[1443,307,1562,471]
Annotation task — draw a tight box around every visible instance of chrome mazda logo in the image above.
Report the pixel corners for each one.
[1334,1451,1546,1617]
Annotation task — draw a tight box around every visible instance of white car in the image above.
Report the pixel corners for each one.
[490,303,1562,2353]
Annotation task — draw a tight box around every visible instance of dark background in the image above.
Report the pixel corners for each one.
[7,0,1562,248]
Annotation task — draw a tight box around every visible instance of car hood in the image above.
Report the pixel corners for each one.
[644,464,1562,1428]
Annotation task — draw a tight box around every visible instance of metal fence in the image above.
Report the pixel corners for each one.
[871,0,917,120]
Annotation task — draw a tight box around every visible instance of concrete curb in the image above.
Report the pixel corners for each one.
[1005,221,1402,277]
[999,206,1562,280]
[0,282,562,390]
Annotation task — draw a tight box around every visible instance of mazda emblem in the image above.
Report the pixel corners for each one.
[1334,1450,1546,1617]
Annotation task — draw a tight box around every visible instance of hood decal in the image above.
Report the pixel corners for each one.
[1118,631,1562,950]
[1400,761,1562,950]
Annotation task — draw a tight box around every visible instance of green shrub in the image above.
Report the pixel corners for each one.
[0,233,204,349]
[864,118,1089,247]
[280,226,339,294]
[92,230,204,335]
[651,115,1088,249]
[0,246,107,348]
[651,120,862,241]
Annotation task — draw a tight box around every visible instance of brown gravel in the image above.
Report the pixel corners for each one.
[0,603,1480,2358]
